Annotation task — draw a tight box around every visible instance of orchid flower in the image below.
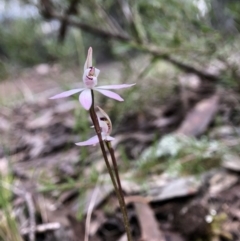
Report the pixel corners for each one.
[49,47,135,110]
[75,106,114,146]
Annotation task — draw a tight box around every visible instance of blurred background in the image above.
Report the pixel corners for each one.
[0,0,240,241]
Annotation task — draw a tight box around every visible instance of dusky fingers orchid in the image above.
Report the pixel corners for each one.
[49,47,135,110]
[75,106,114,146]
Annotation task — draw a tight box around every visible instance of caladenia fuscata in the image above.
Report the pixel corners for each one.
[50,47,135,241]
[50,47,135,110]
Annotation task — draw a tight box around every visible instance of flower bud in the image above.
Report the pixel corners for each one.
[96,106,112,136]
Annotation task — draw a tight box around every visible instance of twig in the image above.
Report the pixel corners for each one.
[50,12,131,41]
[24,193,36,241]
[0,182,36,241]
[44,10,220,81]
[20,222,60,235]
[84,178,100,241]
[58,0,80,42]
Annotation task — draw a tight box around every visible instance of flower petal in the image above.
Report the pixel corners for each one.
[75,135,99,146]
[49,89,84,99]
[106,136,115,141]
[99,120,109,135]
[97,83,135,90]
[95,68,100,77]
[84,47,92,71]
[79,89,92,110]
[94,88,124,101]
[97,106,112,135]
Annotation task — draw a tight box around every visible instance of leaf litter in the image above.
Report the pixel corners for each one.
[1,68,240,241]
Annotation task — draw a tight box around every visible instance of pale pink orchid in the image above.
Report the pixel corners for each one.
[49,47,135,110]
[75,106,114,146]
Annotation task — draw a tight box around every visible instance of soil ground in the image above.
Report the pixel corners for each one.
[1,62,240,241]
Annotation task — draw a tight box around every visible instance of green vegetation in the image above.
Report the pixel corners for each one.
[0,18,83,79]
[1,0,240,239]
[0,160,23,241]
[137,134,229,176]
[0,0,239,86]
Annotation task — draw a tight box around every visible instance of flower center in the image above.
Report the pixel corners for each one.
[100,117,111,134]
[83,66,97,88]
[88,67,95,76]
[84,76,94,87]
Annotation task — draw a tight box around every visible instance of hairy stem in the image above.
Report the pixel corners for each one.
[105,141,132,241]
[89,90,132,241]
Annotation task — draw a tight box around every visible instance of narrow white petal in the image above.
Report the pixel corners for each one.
[75,135,99,146]
[97,83,135,90]
[95,68,100,77]
[94,88,124,101]
[49,89,83,99]
[84,47,92,71]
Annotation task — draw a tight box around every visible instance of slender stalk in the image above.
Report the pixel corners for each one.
[105,142,125,202]
[105,141,132,241]
[89,108,118,193]
[89,91,118,194]
[89,90,132,241]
